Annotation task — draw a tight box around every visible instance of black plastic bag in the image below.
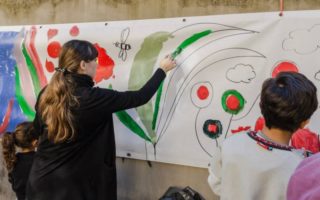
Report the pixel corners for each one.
[159,186,206,200]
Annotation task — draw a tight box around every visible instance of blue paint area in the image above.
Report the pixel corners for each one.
[0,31,27,132]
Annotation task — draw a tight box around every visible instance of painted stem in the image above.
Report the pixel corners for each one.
[152,81,163,130]
[224,114,234,139]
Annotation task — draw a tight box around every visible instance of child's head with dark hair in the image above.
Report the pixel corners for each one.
[1,122,38,172]
[260,72,318,133]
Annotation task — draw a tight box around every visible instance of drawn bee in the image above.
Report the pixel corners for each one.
[114,27,131,61]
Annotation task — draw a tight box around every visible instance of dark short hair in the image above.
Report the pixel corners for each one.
[260,72,318,132]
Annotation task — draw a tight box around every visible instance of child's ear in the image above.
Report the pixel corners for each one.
[299,119,310,129]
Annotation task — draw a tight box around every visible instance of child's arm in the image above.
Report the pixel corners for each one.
[208,147,222,196]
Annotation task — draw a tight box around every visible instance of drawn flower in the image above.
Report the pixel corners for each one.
[221,90,245,115]
[203,119,222,139]
[190,82,213,108]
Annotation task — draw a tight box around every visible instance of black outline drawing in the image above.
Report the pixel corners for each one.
[282,24,320,55]
[114,27,131,61]
[224,114,234,139]
[190,81,213,109]
[156,48,266,144]
[226,64,256,83]
[195,109,213,157]
[314,70,320,81]
[120,22,265,161]
[154,23,259,139]
[190,81,215,156]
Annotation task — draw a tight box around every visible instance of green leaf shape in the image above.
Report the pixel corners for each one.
[152,81,163,130]
[115,111,152,143]
[129,32,172,140]
[152,30,213,130]
[109,84,152,143]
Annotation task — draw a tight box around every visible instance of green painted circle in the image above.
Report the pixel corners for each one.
[221,90,245,115]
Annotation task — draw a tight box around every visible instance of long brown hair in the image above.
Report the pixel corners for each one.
[1,122,37,172]
[38,40,98,143]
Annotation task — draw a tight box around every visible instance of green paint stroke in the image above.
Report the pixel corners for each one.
[221,90,245,115]
[129,32,172,139]
[152,30,213,131]
[109,84,152,143]
[171,29,213,58]
[22,42,41,96]
[15,66,35,121]
[151,81,163,130]
[115,111,152,143]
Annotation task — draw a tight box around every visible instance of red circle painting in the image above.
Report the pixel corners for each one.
[197,85,209,100]
[70,25,80,37]
[47,41,61,58]
[221,90,245,115]
[272,61,299,78]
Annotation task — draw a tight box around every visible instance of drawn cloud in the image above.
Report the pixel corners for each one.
[283,24,320,55]
[226,64,256,83]
[314,71,320,81]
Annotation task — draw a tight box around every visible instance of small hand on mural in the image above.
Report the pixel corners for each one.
[159,55,177,73]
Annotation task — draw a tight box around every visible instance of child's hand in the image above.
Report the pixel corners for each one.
[160,55,177,73]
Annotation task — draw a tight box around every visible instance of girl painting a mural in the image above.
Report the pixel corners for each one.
[26,39,176,200]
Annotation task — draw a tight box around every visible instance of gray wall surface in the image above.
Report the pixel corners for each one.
[0,0,319,25]
[1,0,320,199]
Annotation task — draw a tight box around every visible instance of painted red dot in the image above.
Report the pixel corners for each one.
[272,61,299,78]
[226,95,240,110]
[70,25,79,37]
[47,41,61,58]
[197,85,209,100]
[47,28,58,40]
[208,124,217,133]
[45,59,55,72]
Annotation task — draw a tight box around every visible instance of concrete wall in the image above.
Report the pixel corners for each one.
[0,0,319,25]
[1,0,320,199]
